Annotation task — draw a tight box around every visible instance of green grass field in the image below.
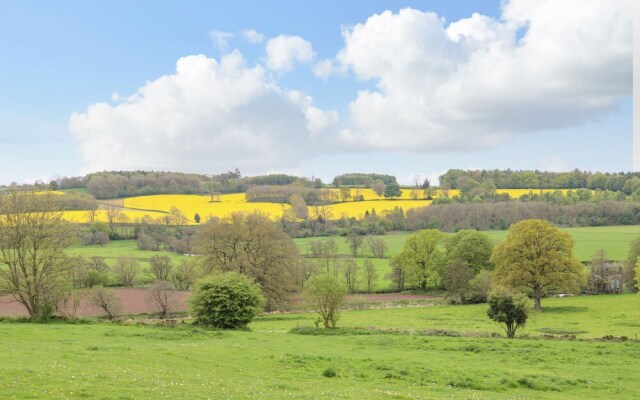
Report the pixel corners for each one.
[1,294,639,399]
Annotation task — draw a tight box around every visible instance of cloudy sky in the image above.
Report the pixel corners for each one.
[0,0,633,185]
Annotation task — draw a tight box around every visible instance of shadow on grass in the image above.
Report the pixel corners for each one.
[541,306,587,314]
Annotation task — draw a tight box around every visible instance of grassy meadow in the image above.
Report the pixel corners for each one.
[1,294,639,399]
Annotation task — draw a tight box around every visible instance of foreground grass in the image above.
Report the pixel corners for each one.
[1,295,639,399]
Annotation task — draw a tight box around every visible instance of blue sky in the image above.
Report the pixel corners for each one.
[0,0,632,185]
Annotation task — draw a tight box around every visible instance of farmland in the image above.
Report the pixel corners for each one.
[1,294,639,399]
[55,188,584,224]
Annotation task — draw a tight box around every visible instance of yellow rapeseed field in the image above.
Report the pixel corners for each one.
[57,188,584,224]
[123,194,289,222]
[310,200,432,220]
[61,210,173,224]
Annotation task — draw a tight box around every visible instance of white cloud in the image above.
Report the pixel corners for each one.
[242,29,264,44]
[313,59,335,79]
[69,52,334,174]
[209,30,233,53]
[332,0,632,152]
[265,35,315,71]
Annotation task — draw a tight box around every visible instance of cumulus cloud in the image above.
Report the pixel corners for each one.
[243,29,264,44]
[313,59,336,79]
[69,52,336,173]
[333,0,632,152]
[265,35,315,71]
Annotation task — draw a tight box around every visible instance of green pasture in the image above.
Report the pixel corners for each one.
[1,294,639,399]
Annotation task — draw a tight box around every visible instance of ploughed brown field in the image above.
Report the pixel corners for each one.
[0,290,441,317]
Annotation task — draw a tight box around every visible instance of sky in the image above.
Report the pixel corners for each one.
[0,0,633,185]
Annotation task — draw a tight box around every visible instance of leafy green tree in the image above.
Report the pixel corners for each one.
[383,182,402,199]
[189,272,264,328]
[303,273,347,328]
[491,219,585,311]
[446,230,493,272]
[487,286,533,338]
[443,261,475,304]
[0,190,77,318]
[394,229,447,290]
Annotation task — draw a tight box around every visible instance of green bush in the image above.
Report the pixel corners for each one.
[189,272,264,329]
[487,286,533,338]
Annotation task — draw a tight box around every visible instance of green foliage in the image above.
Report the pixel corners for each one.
[491,219,585,311]
[382,182,402,199]
[394,229,447,290]
[303,273,347,328]
[487,286,533,338]
[189,272,264,329]
[446,230,493,272]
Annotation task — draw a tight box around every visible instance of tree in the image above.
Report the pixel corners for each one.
[588,249,613,294]
[443,261,475,304]
[383,182,402,199]
[362,259,378,293]
[114,255,140,286]
[469,270,492,303]
[345,233,364,257]
[491,219,585,311]
[339,187,351,202]
[149,255,173,281]
[89,286,122,321]
[146,281,177,318]
[446,230,493,273]
[623,237,640,292]
[394,229,447,290]
[170,259,199,290]
[635,258,640,293]
[303,273,347,328]
[341,258,359,293]
[0,190,77,318]
[487,286,533,338]
[372,180,385,197]
[195,212,299,310]
[366,236,388,258]
[188,272,263,328]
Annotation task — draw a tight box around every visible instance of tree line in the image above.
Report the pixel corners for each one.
[440,169,640,192]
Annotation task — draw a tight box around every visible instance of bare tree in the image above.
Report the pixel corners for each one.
[114,255,140,286]
[345,233,364,257]
[170,259,199,290]
[59,289,89,319]
[0,190,77,318]
[341,258,359,293]
[89,286,122,321]
[362,259,378,293]
[146,281,177,318]
[372,180,385,197]
[149,255,173,281]
[366,236,388,258]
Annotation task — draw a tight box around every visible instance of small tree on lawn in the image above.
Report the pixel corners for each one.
[487,286,533,339]
[303,273,347,328]
[362,259,378,293]
[149,255,173,281]
[189,272,264,329]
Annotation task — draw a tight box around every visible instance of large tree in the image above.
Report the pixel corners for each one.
[393,229,447,290]
[0,190,77,318]
[195,211,299,310]
[491,219,585,311]
[446,230,493,272]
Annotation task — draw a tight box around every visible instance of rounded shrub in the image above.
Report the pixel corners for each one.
[189,272,264,329]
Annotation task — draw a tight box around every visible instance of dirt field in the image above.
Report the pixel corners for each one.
[0,290,441,318]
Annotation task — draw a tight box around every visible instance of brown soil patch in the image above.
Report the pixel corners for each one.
[0,291,441,318]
